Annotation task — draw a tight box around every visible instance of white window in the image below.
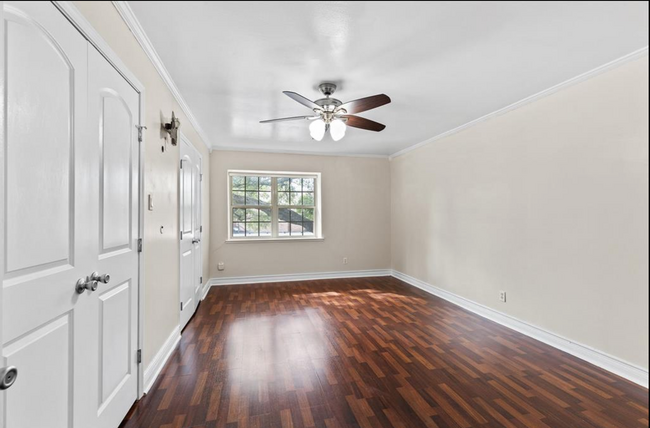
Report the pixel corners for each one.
[228,170,322,241]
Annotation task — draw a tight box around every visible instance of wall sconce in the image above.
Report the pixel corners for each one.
[164,111,181,146]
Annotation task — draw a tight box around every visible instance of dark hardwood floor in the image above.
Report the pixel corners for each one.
[120,276,649,428]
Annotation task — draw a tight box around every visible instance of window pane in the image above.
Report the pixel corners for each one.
[259,191,271,206]
[232,222,245,237]
[232,176,246,190]
[259,222,272,236]
[278,192,290,205]
[303,192,314,206]
[290,192,302,205]
[245,176,259,190]
[246,208,259,222]
[278,208,290,222]
[245,191,259,205]
[232,191,245,205]
[246,222,259,236]
[232,208,246,222]
[278,222,290,236]
[302,208,314,221]
[290,222,304,235]
[277,177,290,191]
[259,176,272,191]
[290,209,303,222]
[303,221,314,236]
[303,178,314,191]
[259,208,272,222]
[290,178,302,191]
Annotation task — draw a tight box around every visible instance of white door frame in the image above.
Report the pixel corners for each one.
[0,1,6,422]
[50,1,147,399]
[178,132,203,328]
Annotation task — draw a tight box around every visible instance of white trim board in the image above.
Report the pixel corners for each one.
[111,1,212,153]
[208,269,392,287]
[391,270,649,389]
[389,46,649,159]
[143,326,181,394]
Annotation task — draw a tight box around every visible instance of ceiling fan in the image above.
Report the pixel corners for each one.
[260,83,391,141]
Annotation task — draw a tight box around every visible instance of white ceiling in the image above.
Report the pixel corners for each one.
[127,1,648,157]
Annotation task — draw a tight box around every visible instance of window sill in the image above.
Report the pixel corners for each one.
[226,237,325,244]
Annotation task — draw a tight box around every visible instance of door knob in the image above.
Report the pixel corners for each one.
[192,238,201,244]
[0,366,17,390]
[76,277,98,293]
[91,272,110,284]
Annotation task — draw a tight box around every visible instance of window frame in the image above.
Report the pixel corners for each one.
[227,170,322,242]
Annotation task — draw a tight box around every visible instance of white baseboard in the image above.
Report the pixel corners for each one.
[200,281,211,301]
[208,269,392,287]
[143,325,181,394]
[391,270,649,389]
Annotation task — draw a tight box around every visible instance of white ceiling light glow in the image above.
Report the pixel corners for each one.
[330,119,346,141]
[309,119,326,141]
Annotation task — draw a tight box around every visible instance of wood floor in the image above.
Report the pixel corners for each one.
[120,276,649,428]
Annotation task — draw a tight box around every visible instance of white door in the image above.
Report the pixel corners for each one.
[3,2,91,427]
[87,45,140,428]
[179,137,202,329]
[2,2,139,427]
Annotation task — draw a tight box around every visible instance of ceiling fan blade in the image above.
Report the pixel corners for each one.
[260,115,318,123]
[338,94,391,114]
[339,115,386,132]
[283,91,321,110]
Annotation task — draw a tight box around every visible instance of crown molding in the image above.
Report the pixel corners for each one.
[389,46,649,160]
[112,1,212,153]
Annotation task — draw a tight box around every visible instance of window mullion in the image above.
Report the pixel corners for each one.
[271,177,278,238]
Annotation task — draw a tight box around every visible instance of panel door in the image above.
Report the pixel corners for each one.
[2,2,91,427]
[179,137,201,329]
[86,46,140,428]
[193,152,203,301]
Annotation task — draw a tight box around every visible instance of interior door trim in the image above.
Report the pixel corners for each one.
[51,1,147,399]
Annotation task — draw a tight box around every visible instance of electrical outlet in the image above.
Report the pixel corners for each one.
[499,291,507,303]
[218,262,225,271]
[343,257,348,265]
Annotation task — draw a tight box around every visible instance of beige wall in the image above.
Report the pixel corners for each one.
[74,2,211,368]
[209,151,391,277]
[391,56,649,369]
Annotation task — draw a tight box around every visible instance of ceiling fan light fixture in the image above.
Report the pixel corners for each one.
[309,119,326,141]
[330,119,346,141]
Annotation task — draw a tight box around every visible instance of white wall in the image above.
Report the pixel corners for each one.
[391,55,649,369]
[209,151,391,278]
[73,1,211,368]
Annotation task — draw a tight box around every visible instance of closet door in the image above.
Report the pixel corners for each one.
[85,45,140,428]
[2,2,92,427]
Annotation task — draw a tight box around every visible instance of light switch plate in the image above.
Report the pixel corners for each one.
[148,194,154,211]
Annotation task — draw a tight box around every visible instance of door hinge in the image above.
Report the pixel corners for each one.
[200,225,203,233]
[200,173,203,181]
[180,231,183,240]
[136,125,147,143]
[200,276,203,284]
[137,238,143,253]
[180,302,183,311]
[137,349,142,364]
[180,159,183,169]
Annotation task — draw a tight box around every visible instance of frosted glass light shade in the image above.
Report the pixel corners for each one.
[330,119,346,141]
[309,119,326,141]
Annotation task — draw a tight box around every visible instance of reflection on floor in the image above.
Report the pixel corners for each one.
[120,276,649,428]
